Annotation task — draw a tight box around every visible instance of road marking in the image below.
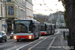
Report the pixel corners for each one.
[0,42,14,48]
[16,42,33,50]
[46,36,57,50]
[7,42,33,50]
[16,36,46,50]
[28,37,48,50]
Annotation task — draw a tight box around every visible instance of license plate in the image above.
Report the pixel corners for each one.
[21,38,25,39]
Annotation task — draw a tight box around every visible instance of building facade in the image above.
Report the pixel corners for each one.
[0,1,6,31]
[0,3,2,31]
[0,0,33,34]
[49,11,65,28]
[26,0,33,19]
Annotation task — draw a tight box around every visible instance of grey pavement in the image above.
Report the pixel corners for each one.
[0,29,71,50]
[50,34,69,50]
[20,32,70,50]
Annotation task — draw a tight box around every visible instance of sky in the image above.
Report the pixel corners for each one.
[32,0,65,15]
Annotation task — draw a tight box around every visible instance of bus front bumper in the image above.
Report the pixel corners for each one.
[13,35,34,40]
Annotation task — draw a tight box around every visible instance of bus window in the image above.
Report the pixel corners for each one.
[14,20,31,33]
[14,23,28,33]
[45,25,47,31]
[41,24,46,31]
[34,24,38,32]
[29,24,35,33]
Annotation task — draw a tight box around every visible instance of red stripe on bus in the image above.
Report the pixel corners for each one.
[13,35,33,39]
[41,32,47,35]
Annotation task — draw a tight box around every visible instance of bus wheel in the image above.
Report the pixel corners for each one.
[52,33,54,35]
[17,39,20,42]
[37,37,39,39]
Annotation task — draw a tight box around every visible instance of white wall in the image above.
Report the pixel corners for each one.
[15,0,33,19]
[26,0,33,19]
[0,5,1,30]
[0,4,1,17]
[16,0,26,19]
[28,0,32,3]
[0,21,1,31]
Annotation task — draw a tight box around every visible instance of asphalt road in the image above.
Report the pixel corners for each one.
[0,29,69,50]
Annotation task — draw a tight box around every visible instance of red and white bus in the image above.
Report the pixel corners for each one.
[40,23,56,35]
[51,24,56,34]
[12,19,40,42]
[40,23,52,35]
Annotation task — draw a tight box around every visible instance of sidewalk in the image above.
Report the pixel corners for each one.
[62,34,74,50]
[51,29,71,50]
[62,35,70,50]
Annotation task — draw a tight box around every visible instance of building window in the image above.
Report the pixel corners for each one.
[7,0,11,2]
[8,6,14,15]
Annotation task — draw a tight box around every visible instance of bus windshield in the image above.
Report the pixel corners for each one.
[14,20,33,33]
[41,24,46,31]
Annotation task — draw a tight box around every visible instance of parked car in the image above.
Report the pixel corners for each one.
[0,31,7,42]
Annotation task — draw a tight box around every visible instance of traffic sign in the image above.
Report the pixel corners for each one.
[2,24,7,28]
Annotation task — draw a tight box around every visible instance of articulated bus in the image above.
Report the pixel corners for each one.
[40,23,52,35]
[51,24,56,34]
[12,19,40,42]
[40,23,56,35]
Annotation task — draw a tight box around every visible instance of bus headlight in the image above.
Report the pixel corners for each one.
[29,35,32,39]
[14,36,17,39]
[45,32,47,34]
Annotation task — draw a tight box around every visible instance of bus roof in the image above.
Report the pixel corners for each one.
[41,23,52,25]
[14,19,40,24]
[52,24,55,25]
[14,19,37,22]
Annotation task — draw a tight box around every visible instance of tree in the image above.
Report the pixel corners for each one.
[59,0,75,49]
[34,14,49,23]
[58,0,68,28]
[58,0,66,7]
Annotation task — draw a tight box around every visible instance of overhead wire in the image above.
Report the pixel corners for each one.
[43,0,55,12]
[33,0,55,14]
